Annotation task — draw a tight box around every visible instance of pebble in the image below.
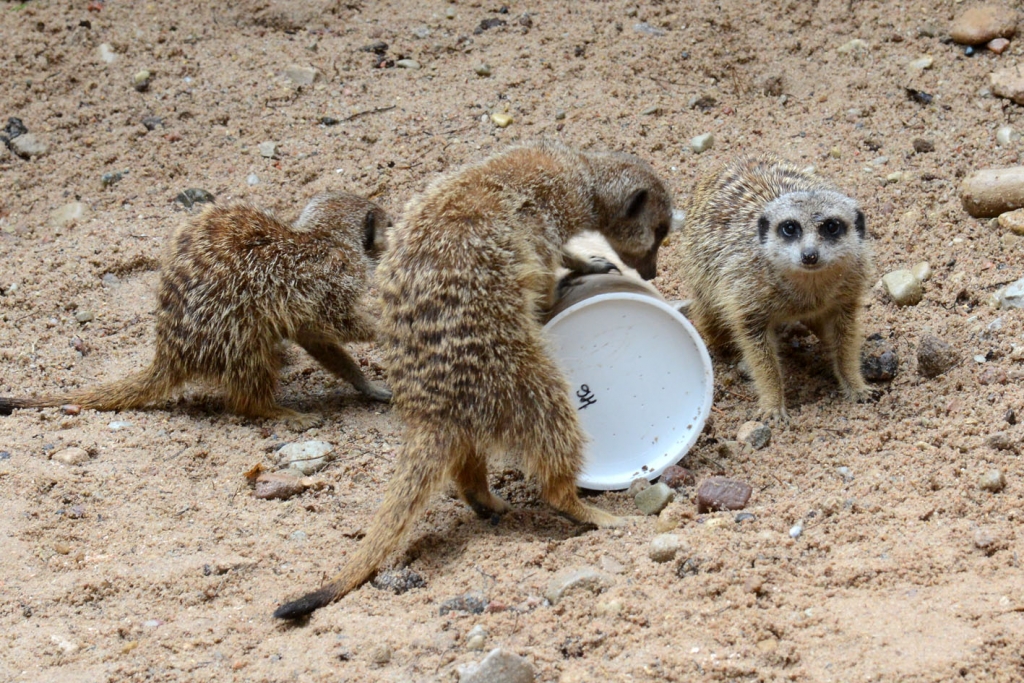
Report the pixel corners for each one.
[445,7,456,19]
[994,277,1024,309]
[254,471,308,500]
[626,477,650,498]
[101,170,126,187]
[737,421,771,450]
[735,512,757,523]
[595,599,623,617]
[108,421,132,430]
[912,138,935,153]
[246,173,260,186]
[50,202,87,228]
[696,477,753,513]
[60,404,81,416]
[648,534,682,562]
[979,469,1007,492]
[690,133,714,154]
[288,530,307,542]
[475,18,507,33]
[882,269,923,306]
[555,109,567,121]
[74,311,95,324]
[654,502,692,533]
[979,366,1007,385]
[907,56,933,72]
[10,133,48,159]
[284,65,319,85]
[51,447,90,466]
[142,116,164,131]
[974,529,998,552]
[917,335,959,378]
[990,68,1024,105]
[861,339,899,382]
[950,5,1018,45]
[465,625,488,651]
[633,22,666,37]
[789,523,804,539]
[911,262,933,282]
[372,567,426,594]
[395,59,421,70]
[51,635,79,655]
[369,644,392,665]
[837,38,868,53]
[176,188,215,209]
[491,112,513,128]
[98,43,117,63]
[544,567,613,604]
[438,592,488,615]
[276,440,334,475]
[133,70,151,92]
[660,465,695,488]
[997,209,1024,234]
[837,466,853,481]
[988,37,1011,54]
[986,432,1019,453]
[54,541,71,555]
[475,63,492,77]
[1007,408,1017,425]
[459,648,535,683]
[634,482,673,515]
[258,141,279,159]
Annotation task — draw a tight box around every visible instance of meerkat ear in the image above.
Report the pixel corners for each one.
[854,210,866,238]
[757,214,770,243]
[363,210,376,252]
[623,189,649,219]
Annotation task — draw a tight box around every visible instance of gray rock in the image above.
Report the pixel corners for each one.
[986,432,1019,453]
[648,533,682,563]
[10,133,48,159]
[912,138,935,153]
[284,65,319,86]
[396,59,421,70]
[475,63,492,77]
[459,648,535,683]
[175,188,215,209]
[544,566,613,604]
[369,644,392,665]
[861,339,899,382]
[626,477,650,498]
[101,170,126,187]
[372,567,426,594]
[634,482,674,515]
[882,270,923,306]
[995,278,1024,309]
[438,592,488,615]
[690,133,714,153]
[51,447,90,466]
[74,311,94,324]
[737,421,771,449]
[917,335,959,378]
[633,22,666,36]
[276,440,334,475]
[259,141,279,159]
[246,173,260,186]
[696,477,753,513]
[51,202,87,228]
[997,126,1020,147]
[979,469,1007,492]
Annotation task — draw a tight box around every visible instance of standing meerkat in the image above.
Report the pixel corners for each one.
[273,142,673,619]
[0,192,393,428]
[678,154,874,422]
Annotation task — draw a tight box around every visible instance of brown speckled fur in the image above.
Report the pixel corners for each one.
[273,142,673,619]
[0,192,392,427]
[679,154,874,422]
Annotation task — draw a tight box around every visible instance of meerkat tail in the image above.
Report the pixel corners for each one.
[0,364,175,414]
[273,429,452,619]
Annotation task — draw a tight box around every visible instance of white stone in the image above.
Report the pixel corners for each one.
[259,141,279,158]
[51,447,90,466]
[98,43,117,63]
[276,440,335,475]
[459,648,535,683]
[396,59,421,70]
[995,277,1024,309]
[284,65,319,85]
[648,533,682,563]
[545,566,613,604]
[10,134,48,159]
[837,38,868,53]
[690,133,714,153]
[907,56,933,72]
[911,261,932,282]
[997,126,1020,146]
[882,270,924,306]
[51,202,87,228]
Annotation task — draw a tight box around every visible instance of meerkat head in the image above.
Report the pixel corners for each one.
[757,190,865,275]
[586,151,674,280]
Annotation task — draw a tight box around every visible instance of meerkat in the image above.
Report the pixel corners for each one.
[677,154,874,422]
[0,192,393,428]
[272,141,673,619]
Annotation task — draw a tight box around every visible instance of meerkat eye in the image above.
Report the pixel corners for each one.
[820,218,846,239]
[777,220,801,240]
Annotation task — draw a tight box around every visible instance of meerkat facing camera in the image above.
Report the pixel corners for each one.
[678,154,874,422]
[0,192,393,428]
[272,141,673,619]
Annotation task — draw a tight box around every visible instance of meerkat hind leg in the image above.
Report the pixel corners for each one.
[298,335,392,403]
[224,363,319,429]
[730,317,789,423]
[809,311,877,403]
[452,446,511,521]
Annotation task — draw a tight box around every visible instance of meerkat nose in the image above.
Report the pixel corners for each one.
[801,248,819,266]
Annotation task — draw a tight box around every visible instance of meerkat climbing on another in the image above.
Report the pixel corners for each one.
[678,154,874,422]
[273,142,674,619]
[0,192,393,428]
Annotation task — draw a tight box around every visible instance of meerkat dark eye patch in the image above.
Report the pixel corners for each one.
[854,209,866,238]
[777,219,801,241]
[758,215,770,243]
[363,210,376,252]
[819,218,846,241]
[623,189,648,219]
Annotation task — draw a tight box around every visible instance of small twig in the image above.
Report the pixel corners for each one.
[340,105,396,122]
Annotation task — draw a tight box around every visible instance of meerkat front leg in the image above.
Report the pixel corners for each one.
[731,314,788,422]
[297,332,392,403]
[813,307,876,402]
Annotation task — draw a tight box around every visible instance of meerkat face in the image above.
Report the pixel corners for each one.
[757,190,865,275]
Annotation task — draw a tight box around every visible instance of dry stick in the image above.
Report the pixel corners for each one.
[340,105,396,122]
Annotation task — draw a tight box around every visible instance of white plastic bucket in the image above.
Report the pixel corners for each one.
[543,274,714,490]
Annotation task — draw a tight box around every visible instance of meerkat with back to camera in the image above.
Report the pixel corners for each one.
[0,192,393,428]
[273,141,674,619]
[678,153,874,422]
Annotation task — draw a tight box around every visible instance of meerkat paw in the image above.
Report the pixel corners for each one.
[843,384,881,403]
[756,404,790,424]
[464,489,512,520]
[281,410,322,431]
[360,381,393,403]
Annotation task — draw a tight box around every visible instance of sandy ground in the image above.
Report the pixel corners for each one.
[2,0,1024,681]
